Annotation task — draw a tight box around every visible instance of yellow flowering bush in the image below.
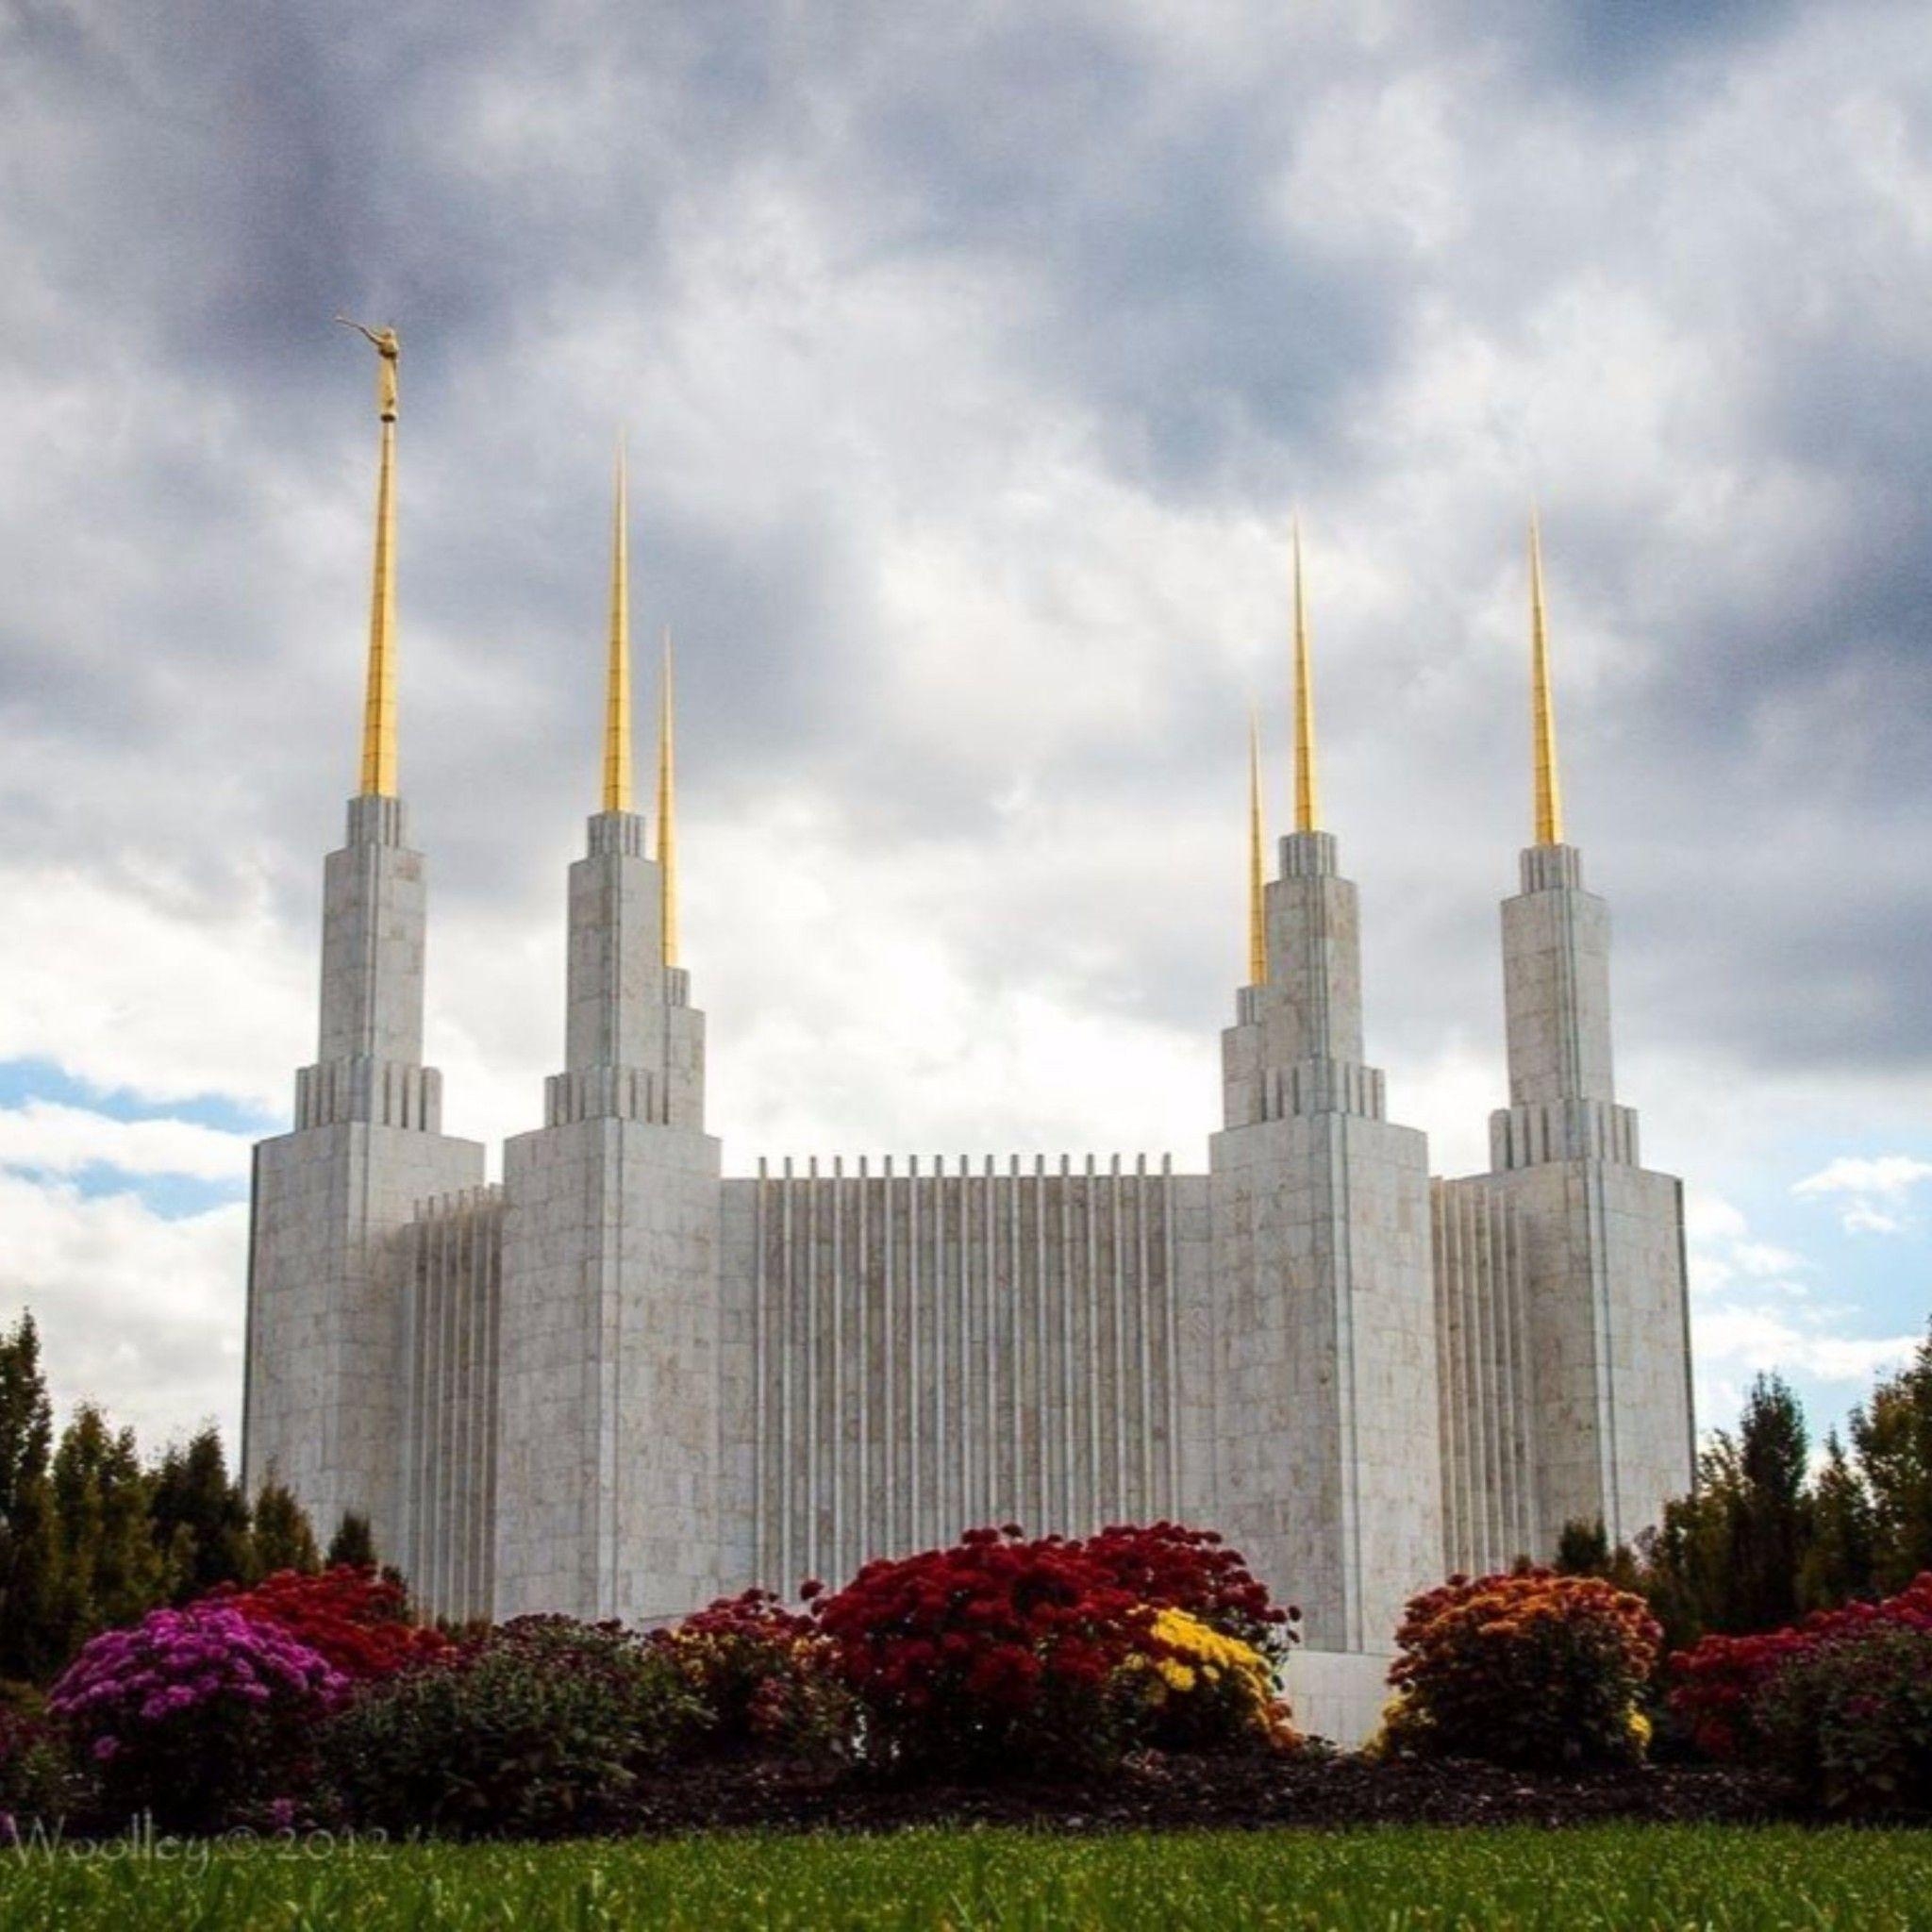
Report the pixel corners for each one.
[1126,1607,1299,1752]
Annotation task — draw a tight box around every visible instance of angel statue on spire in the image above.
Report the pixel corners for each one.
[336,315,400,423]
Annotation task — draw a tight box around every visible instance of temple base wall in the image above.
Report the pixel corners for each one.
[1288,1647,1395,1747]
[1488,1156,1693,1549]
[491,1116,725,1623]
[243,1120,485,1558]
[1206,1110,1442,1655]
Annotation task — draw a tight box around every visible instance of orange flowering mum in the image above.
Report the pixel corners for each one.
[1384,1566,1661,1771]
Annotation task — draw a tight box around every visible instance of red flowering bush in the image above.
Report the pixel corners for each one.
[1384,1568,1661,1771]
[48,1605,347,1831]
[655,1590,854,1759]
[811,1523,1301,1777]
[207,1565,452,1682]
[1754,1622,1932,1818]
[1079,1523,1299,1666]
[1668,1573,1932,1762]
[322,1616,703,1838]
[813,1527,1153,1775]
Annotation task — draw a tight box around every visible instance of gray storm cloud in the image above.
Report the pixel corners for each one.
[2,0,1928,1165]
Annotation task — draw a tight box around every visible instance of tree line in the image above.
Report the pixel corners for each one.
[1557,1324,1932,1651]
[0,1313,375,1684]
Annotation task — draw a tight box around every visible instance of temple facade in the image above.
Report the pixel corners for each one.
[242,354,1695,1740]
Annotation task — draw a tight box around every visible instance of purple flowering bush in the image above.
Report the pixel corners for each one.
[48,1604,347,1831]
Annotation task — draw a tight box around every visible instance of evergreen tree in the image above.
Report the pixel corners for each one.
[1639,1430,1750,1646]
[250,1482,320,1576]
[150,1427,253,1599]
[1731,1373,1810,1631]
[1850,1324,1932,1592]
[1799,1430,1876,1611]
[1555,1519,1612,1575]
[0,1315,61,1681]
[325,1511,375,1570]
[0,1314,51,1522]
[50,1405,165,1646]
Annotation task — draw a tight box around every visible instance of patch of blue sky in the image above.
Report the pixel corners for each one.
[6,1163,247,1221]
[0,1058,283,1137]
[1699,1126,1932,1441]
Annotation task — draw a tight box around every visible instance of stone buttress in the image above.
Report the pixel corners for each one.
[491,808,726,1621]
[1201,827,1443,1654]
[1470,840,1694,1548]
[243,792,485,1555]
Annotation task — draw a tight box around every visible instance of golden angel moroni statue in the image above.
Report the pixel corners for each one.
[337,315,400,422]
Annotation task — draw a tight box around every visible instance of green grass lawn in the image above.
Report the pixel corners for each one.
[0,1824,1924,1930]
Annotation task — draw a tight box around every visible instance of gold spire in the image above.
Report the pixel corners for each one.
[338,317,402,797]
[657,625,678,968]
[1529,510,1565,846]
[1291,516,1320,833]
[602,441,634,813]
[1247,706,1269,987]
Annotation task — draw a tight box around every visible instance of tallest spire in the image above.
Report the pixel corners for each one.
[339,318,401,799]
[603,441,634,813]
[1529,511,1564,847]
[1291,518,1320,834]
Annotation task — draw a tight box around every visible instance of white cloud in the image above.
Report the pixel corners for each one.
[1794,1155,1932,1235]
[0,864,305,1118]
[0,1101,252,1183]
[0,1172,243,1453]
[1683,1185,1918,1428]
[1795,1154,1932,1198]
[1691,1307,1915,1388]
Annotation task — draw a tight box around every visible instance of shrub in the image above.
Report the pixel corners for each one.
[1753,1621,1932,1818]
[1667,1572,1932,1761]
[654,1590,853,1760]
[208,1564,451,1682]
[0,1700,81,1836]
[812,1527,1153,1777]
[1079,1523,1300,1667]
[324,1616,703,1838]
[1124,1605,1297,1753]
[1384,1568,1661,1771]
[48,1604,346,1831]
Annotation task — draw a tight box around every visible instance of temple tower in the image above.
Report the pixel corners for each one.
[492,454,727,1622]
[242,326,485,1555]
[1482,521,1694,1546]
[1202,528,1442,1654]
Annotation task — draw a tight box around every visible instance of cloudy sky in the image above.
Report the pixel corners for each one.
[2,0,1928,1467]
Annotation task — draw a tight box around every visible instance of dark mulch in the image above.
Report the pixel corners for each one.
[618,1752,1790,1836]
